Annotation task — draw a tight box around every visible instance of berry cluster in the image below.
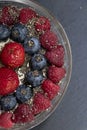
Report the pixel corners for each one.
[0,6,66,129]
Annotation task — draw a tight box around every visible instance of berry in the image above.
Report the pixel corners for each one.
[23,37,40,55]
[35,16,51,32]
[12,104,34,123]
[26,70,44,87]
[0,24,10,41]
[1,42,25,68]
[0,112,14,129]
[32,93,51,115]
[0,67,19,96]
[19,8,37,24]
[31,54,47,70]
[0,95,17,111]
[1,6,19,25]
[48,66,66,83]
[40,31,58,50]
[41,79,60,100]
[45,45,65,67]
[15,85,33,103]
[11,23,28,43]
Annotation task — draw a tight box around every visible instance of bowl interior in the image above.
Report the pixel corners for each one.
[0,0,72,130]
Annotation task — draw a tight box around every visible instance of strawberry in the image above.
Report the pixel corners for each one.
[19,8,37,24]
[45,45,65,67]
[0,67,19,96]
[1,6,19,25]
[32,93,51,115]
[12,104,34,123]
[1,42,25,68]
[40,31,58,50]
[41,79,60,100]
[35,16,51,32]
[48,66,66,83]
[0,112,14,129]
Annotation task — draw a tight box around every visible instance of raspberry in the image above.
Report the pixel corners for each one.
[1,6,19,25]
[0,112,14,129]
[35,16,51,32]
[48,66,66,83]
[32,93,51,115]
[19,8,37,24]
[0,67,19,96]
[12,104,34,123]
[40,31,58,50]
[45,45,65,67]
[41,79,60,100]
[1,42,25,68]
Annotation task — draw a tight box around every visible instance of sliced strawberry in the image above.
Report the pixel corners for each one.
[1,42,25,68]
[0,67,19,96]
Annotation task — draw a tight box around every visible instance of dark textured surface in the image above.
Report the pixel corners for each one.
[32,0,87,130]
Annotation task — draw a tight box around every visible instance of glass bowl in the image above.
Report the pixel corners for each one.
[0,0,72,130]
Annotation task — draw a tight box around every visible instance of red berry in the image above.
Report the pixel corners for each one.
[1,6,19,25]
[0,112,14,129]
[42,79,60,100]
[45,45,65,67]
[19,8,37,24]
[0,67,19,96]
[32,93,51,115]
[12,104,34,123]
[35,16,51,32]
[40,31,58,50]
[48,66,66,83]
[1,42,25,68]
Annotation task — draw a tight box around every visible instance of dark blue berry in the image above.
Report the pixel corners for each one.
[11,23,28,43]
[0,95,17,111]
[23,37,40,55]
[31,54,47,70]
[26,70,44,87]
[15,85,33,103]
[0,24,10,41]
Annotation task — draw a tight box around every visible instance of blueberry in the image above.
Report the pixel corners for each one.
[0,95,17,111]
[0,24,10,41]
[31,54,47,70]
[23,37,40,55]
[15,85,33,103]
[11,23,28,43]
[26,70,44,87]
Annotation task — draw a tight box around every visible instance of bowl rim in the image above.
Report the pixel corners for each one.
[0,0,72,129]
